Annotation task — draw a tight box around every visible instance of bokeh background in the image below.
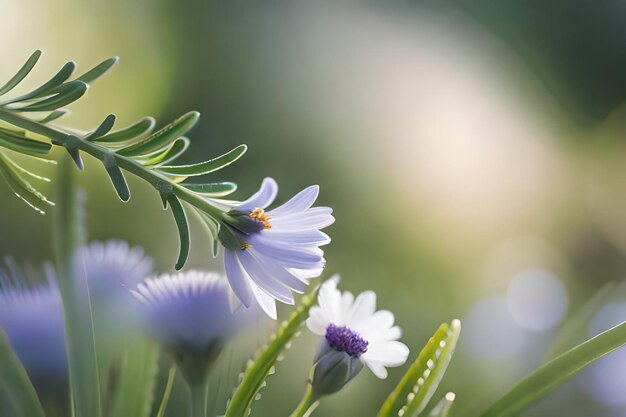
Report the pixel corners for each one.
[1,1,626,416]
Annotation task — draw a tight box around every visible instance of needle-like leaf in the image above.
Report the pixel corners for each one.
[0,50,42,97]
[158,144,246,177]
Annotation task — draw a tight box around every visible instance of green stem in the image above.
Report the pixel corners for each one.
[289,384,319,417]
[190,382,209,417]
[0,107,226,220]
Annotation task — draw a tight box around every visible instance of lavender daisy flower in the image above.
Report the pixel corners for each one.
[131,271,260,385]
[219,178,334,319]
[306,277,409,380]
[73,240,153,331]
[0,268,66,379]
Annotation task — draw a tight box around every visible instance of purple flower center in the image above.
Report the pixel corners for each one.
[325,324,368,358]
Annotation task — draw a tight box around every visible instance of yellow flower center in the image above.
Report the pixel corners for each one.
[241,241,250,250]
[249,208,272,229]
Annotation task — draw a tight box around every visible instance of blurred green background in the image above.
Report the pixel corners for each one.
[1,1,626,416]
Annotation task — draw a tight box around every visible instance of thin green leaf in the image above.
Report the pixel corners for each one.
[85,114,116,141]
[53,156,102,417]
[224,285,320,417]
[0,127,51,155]
[0,152,53,214]
[18,80,88,112]
[118,111,199,157]
[93,117,155,144]
[480,321,626,417]
[140,137,189,166]
[110,341,159,417]
[0,61,76,105]
[76,57,119,84]
[159,144,247,177]
[39,109,70,124]
[378,320,461,417]
[103,155,130,202]
[544,281,618,362]
[166,194,190,270]
[183,182,237,197]
[155,367,177,417]
[0,50,42,96]
[0,331,45,417]
[428,393,455,417]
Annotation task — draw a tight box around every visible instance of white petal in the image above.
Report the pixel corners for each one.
[237,249,294,304]
[346,291,377,327]
[363,360,388,379]
[306,307,330,335]
[317,278,343,324]
[362,341,410,366]
[236,178,278,212]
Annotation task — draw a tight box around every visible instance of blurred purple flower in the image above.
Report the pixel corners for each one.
[219,178,334,319]
[131,271,260,384]
[0,267,66,379]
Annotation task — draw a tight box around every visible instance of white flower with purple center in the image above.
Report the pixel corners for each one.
[306,278,409,379]
[131,271,261,385]
[219,177,334,319]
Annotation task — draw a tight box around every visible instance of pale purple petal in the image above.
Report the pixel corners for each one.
[269,185,319,216]
[262,230,331,246]
[224,250,253,308]
[250,284,277,319]
[236,177,278,212]
[237,250,295,304]
[247,250,308,292]
[248,237,324,269]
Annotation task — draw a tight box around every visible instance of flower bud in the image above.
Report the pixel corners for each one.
[310,343,364,397]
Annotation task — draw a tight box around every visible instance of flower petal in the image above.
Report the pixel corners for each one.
[346,290,377,327]
[237,249,295,305]
[363,360,388,379]
[306,306,330,335]
[269,185,319,216]
[362,341,410,367]
[250,283,277,319]
[236,177,278,212]
[224,250,253,308]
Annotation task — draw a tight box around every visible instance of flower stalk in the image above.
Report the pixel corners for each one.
[289,384,319,417]
[190,382,209,417]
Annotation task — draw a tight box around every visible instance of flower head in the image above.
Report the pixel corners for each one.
[219,178,334,319]
[131,271,260,384]
[306,277,409,379]
[0,267,66,379]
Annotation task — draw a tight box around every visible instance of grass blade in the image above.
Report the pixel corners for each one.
[0,50,42,96]
[428,393,455,417]
[224,285,320,417]
[479,321,626,417]
[53,156,102,417]
[110,341,159,417]
[0,331,45,417]
[155,367,177,417]
[158,144,246,177]
[378,320,461,417]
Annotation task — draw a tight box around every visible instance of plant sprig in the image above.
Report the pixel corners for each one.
[0,50,247,269]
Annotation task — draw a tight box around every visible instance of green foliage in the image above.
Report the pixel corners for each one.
[480,321,626,417]
[110,341,160,417]
[0,331,45,417]
[378,320,461,417]
[52,157,102,417]
[0,50,248,269]
[224,286,320,417]
[428,393,455,417]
